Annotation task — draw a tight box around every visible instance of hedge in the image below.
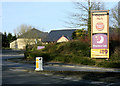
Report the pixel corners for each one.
[96,61,120,68]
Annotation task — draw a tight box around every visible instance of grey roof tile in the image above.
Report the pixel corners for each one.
[18,28,48,39]
[43,29,77,42]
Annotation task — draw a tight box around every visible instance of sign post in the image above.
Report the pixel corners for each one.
[91,10,109,59]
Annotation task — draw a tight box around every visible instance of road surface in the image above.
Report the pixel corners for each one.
[1,49,120,86]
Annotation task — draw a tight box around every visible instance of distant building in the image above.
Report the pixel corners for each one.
[10,28,48,49]
[43,29,77,43]
[10,28,78,49]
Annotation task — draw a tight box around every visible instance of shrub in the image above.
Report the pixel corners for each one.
[24,51,52,62]
[71,57,95,65]
[96,61,120,68]
[63,54,73,63]
[24,51,31,59]
[109,31,120,57]
[24,39,94,65]
[80,57,96,65]
[110,47,120,61]
[41,40,90,57]
[42,43,57,53]
[52,54,73,63]
[55,40,90,57]
[53,56,65,62]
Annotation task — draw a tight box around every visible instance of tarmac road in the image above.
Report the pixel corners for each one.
[1,49,120,86]
[2,60,107,86]
[1,50,101,85]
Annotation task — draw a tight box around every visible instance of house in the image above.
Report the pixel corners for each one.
[10,28,48,49]
[43,29,77,43]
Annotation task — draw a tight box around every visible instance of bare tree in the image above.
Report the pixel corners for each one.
[111,4,120,30]
[110,3,120,42]
[23,31,40,46]
[14,24,32,37]
[65,0,105,39]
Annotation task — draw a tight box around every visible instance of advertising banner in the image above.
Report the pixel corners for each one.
[92,34,107,49]
[37,46,45,50]
[91,10,109,59]
[92,12,108,33]
[91,49,109,58]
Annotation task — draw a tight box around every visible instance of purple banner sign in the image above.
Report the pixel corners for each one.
[92,34,107,49]
[37,46,45,50]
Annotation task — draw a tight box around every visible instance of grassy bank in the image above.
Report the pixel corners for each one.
[24,40,95,65]
[24,40,120,68]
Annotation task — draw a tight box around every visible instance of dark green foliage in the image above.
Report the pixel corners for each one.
[109,33,120,62]
[2,32,9,47]
[72,29,87,39]
[24,36,120,68]
[12,35,17,41]
[24,51,52,62]
[24,40,95,65]
[96,61,120,68]
[54,40,90,57]
[7,33,13,43]
[69,56,95,65]
[110,47,120,61]
[2,32,17,48]
[109,40,120,56]
[26,45,36,51]
[25,43,44,51]
[78,57,95,65]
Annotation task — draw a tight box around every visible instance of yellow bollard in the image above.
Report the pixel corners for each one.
[35,57,43,71]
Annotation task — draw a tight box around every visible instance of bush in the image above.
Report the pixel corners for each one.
[53,56,65,62]
[71,57,95,65]
[109,47,120,61]
[24,40,93,64]
[80,57,96,65]
[96,61,120,68]
[55,40,90,57]
[24,39,120,68]
[24,51,52,62]
[42,43,57,53]
[41,40,90,57]
[52,54,73,63]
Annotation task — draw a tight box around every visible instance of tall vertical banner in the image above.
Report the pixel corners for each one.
[91,10,109,58]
